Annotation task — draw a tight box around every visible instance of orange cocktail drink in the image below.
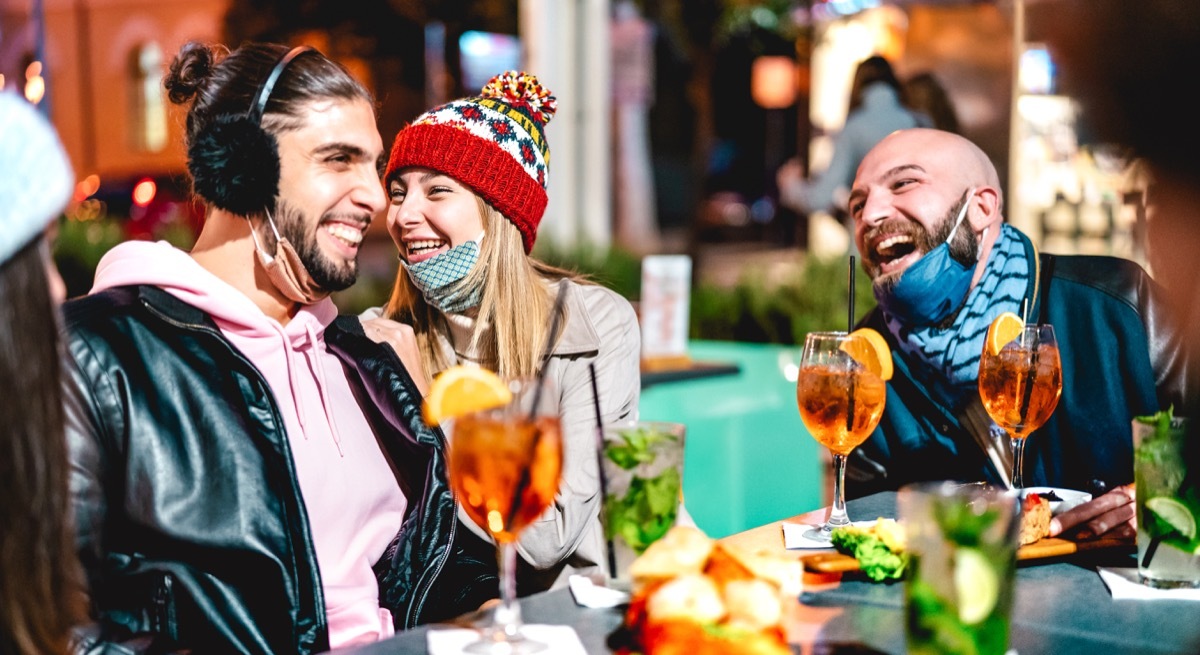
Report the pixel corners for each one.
[978,316,1062,489]
[796,329,891,541]
[451,412,562,543]
[798,364,887,456]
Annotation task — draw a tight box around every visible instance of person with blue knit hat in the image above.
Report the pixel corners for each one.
[0,91,86,655]
[362,71,642,594]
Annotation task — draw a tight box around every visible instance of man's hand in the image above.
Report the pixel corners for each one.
[361,316,429,397]
[1049,484,1136,541]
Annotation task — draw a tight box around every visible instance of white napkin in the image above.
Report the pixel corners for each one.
[1097,567,1200,600]
[427,625,588,654]
[782,520,877,550]
[568,573,631,608]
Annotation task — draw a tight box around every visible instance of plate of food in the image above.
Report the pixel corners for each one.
[1021,486,1091,516]
[614,525,804,655]
[804,496,1128,579]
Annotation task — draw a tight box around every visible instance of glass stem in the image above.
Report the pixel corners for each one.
[827,453,850,532]
[1011,436,1026,489]
[492,541,522,638]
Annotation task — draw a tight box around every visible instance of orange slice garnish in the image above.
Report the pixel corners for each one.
[421,365,513,426]
[841,327,893,381]
[985,312,1025,357]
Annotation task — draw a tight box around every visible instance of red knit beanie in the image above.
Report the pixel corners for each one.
[384,71,557,253]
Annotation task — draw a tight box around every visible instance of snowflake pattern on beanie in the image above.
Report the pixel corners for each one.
[385,71,558,253]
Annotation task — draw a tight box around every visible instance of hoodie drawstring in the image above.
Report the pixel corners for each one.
[302,322,345,457]
[271,321,345,458]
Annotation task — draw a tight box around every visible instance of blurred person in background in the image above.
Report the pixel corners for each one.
[846,128,1192,542]
[362,71,641,595]
[1043,0,1200,406]
[903,71,960,134]
[0,91,86,654]
[776,55,930,231]
[60,41,495,654]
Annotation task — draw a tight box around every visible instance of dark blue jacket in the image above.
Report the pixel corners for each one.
[62,285,497,655]
[849,231,1193,497]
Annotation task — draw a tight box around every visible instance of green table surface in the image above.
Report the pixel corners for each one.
[639,340,822,539]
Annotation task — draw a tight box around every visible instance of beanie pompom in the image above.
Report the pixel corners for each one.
[480,71,557,125]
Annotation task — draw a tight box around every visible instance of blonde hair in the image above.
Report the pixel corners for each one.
[384,196,589,385]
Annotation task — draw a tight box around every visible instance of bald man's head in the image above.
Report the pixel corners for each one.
[856,128,1000,198]
[848,128,1006,291]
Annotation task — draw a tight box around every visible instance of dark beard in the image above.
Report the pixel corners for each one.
[867,191,979,296]
[267,200,363,292]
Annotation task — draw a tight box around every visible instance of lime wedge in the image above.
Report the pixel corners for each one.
[1146,497,1197,540]
[954,547,999,625]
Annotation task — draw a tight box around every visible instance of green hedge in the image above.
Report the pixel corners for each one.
[535,241,877,346]
[690,255,877,345]
[56,224,878,345]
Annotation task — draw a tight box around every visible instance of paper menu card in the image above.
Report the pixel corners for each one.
[640,254,692,368]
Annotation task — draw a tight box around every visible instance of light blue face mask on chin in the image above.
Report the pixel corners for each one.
[874,188,983,327]
[401,234,484,314]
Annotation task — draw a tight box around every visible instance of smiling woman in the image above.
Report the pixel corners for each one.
[361,71,643,596]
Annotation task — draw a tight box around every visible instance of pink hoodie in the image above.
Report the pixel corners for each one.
[92,240,405,648]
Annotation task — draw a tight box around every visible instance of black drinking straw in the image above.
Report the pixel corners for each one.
[1018,255,1056,431]
[589,362,619,579]
[505,284,569,532]
[846,256,857,432]
[848,256,856,332]
[528,283,569,420]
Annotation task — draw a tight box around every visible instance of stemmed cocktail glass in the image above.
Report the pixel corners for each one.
[796,331,888,541]
[978,322,1062,489]
[448,378,563,654]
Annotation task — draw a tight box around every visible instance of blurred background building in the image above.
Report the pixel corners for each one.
[1,0,1153,535]
[0,0,1146,303]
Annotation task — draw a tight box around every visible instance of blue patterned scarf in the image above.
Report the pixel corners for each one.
[883,223,1030,408]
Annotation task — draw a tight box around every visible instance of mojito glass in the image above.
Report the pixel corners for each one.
[899,481,1020,655]
[601,421,686,579]
[1133,413,1200,588]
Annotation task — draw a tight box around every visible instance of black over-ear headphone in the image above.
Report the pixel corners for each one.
[187,45,315,216]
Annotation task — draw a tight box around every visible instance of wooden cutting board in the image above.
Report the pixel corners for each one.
[802,536,1130,574]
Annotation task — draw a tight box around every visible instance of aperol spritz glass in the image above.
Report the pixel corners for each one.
[448,378,563,654]
[796,332,888,541]
[978,323,1062,489]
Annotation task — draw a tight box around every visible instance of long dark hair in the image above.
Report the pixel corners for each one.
[0,236,86,655]
[849,55,905,113]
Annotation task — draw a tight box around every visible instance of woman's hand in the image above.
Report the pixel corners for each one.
[361,317,430,397]
[1049,484,1136,541]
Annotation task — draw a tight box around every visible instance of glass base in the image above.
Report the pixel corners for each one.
[463,629,547,655]
[803,524,834,542]
[1139,574,1200,590]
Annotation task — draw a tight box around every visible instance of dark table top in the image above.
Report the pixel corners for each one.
[337,492,1200,654]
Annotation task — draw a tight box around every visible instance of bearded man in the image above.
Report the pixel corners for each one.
[61,42,495,655]
[845,128,1193,543]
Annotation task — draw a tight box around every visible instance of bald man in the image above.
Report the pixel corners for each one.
[845,128,1192,543]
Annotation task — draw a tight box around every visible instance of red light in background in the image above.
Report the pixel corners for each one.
[132,178,157,207]
[74,174,101,202]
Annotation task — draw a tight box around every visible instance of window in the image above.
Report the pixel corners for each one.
[130,42,167,152]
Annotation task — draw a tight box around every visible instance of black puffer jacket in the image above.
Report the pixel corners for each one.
[62,286,497,654]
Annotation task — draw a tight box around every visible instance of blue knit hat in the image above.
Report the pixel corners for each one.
[0,92,73,264]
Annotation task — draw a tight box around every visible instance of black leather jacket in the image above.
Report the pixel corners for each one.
[62,286,497,654]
